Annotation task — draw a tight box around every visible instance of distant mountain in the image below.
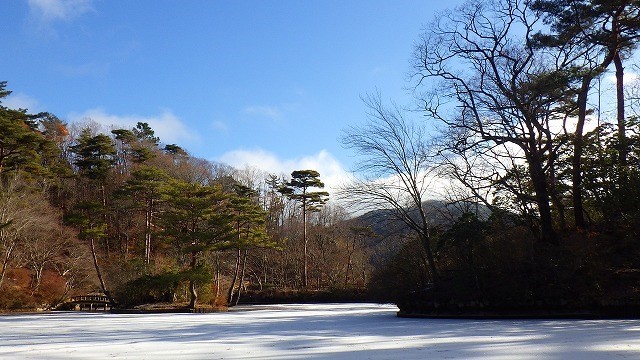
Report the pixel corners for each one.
[354,199,490,243]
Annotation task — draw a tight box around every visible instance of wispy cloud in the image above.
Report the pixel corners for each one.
[217,148,349,196]
[68,108,197,145]
[28,0,94,22]
[2,93,41,112]
[56,62,110,77]
[243,105,284,121]
[218,148,452,209]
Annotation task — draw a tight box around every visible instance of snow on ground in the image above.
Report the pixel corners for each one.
[1,303,640,359]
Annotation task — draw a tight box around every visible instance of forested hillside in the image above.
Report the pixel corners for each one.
[0,82,377,310]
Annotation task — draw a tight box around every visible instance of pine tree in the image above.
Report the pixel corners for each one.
[279,170,328,287]
[533,0,640,227]
[71,129,117,182]
[159,180,234,309]
[0,82,54,180]
[227,183,272,305]
[69,128,117,300]
[117,166,169,263]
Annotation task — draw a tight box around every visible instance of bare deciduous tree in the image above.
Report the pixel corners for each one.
[340,93,439,283]
[0,176,54,289]
[412,0,572,243]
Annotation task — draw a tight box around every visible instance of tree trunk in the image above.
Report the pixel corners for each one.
[345,240,354,288]
[613,51,627,220]
[31,265,44,292]
[302,201,308,288]
[99,183,110,256]
[188,251,198,309]
[214,253,221,301]
[188,279,197,309]
[227,249,241,305]
[145,203,152,264]
[90,237,115,305]
[0,237,15,289]
[262,253,267,290]
[528,154,558,244]
[548,155,566,229]
[614,52,627,166]
[234,250,248,306]
[572,78,591,229]
[613,24,627,168]
[420,228,438,284]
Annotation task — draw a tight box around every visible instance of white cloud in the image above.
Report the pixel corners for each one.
[218,148,456,214]
[217,148,349,197]
[28,0,94,22]
[243,105,283,121]
[2,93,41,112]
[604,71,639,84]
[242,102,302,123]
[68,108,197,145]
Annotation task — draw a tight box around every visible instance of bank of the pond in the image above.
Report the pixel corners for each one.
[396,299,640,319]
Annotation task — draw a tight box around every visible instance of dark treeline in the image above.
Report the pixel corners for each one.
[363,0,640,315]
[0,83,374,310]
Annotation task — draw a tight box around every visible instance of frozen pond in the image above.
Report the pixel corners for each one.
[1,303,640,359]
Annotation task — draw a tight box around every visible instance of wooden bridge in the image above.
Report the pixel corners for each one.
[59,295,112,311]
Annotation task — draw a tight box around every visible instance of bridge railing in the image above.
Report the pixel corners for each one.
[69,295,110,303]
[60,295,112,311]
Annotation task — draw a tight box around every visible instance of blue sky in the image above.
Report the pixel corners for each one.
[1,0,465,188]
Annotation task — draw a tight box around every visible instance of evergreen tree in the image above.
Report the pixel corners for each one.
[117,166,170,263]
[115,125,158,167]
[279,170,328,287]
[0,82,55,180]
[71,129,117,182]
[69,128,118,300]
[159,180,234,308]
[227,183,272,305]
[533,0,640,227]
[163,144,187,156]
[133,122,160,146]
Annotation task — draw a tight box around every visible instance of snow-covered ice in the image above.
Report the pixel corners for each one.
[1,303,640,359]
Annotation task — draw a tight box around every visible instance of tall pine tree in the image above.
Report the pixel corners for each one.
[279,170,328,287]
